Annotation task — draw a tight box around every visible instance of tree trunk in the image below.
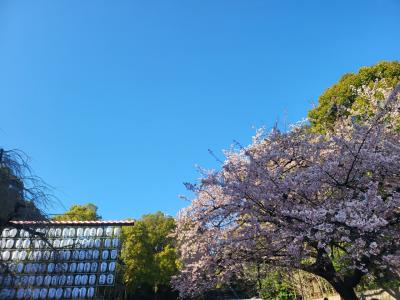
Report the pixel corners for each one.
[304,249,364,300]
[330,280,358,300]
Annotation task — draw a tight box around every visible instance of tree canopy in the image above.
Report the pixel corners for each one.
[308,61,400,133]
[173,87,400,300]
[121,211,179,299]
[52,203,101,221]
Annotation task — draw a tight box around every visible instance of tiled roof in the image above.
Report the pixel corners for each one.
[10,220,135,226]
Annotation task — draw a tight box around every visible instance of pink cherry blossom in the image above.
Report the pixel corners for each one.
[173,85,400,300]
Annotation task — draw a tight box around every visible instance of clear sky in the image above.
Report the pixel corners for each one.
[0,0,399,220]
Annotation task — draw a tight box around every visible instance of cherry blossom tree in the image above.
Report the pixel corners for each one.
[173,86,400,300]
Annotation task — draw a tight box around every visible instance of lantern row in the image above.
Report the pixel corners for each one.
[1,261,117,274]
[0,237,120,250]
[1,227,121,239]
[0,273,115,288]
[0,286,97,299]
[1,249,118,262]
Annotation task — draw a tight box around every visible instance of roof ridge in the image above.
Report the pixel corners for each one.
[9,220,135,226]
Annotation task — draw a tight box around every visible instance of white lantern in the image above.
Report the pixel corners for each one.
[69,263,77,273]
[63,250,71,260]
[87,287,95,298]
[63,288,72,298]
[77,263,84,273]
[39,263,47,273]
[105,227,113,237]
[71,250,78,260]
[47,263,55,273]
[24,288,32,299]
[3,276,12,286]
[2,228,9,238]
[55,263,62,273]
[100,262,107,273]
[53,239,60,248]
[23,230,30,238]
[47,228,54,238]
[24,263,32,273]
[88,275,96,285]
[2,250,10,261]
[36,276,44,286]
[74,275,81,285]
[16,288,24,299]
[17,250,25,261]
[101,250,109,260]
[88,238,94,248]
[9,228,17,238]
[55,228,62,238]
[58,275,66,286]
[85,249,93,260]
[72,287,80,299]
[90,228,96,237]
[48,288,56,299]
[68,228,76,237]
[109,262,116,272]
[51,275,58,286]
[55,288,63,299]
[43,251,50,260]
[31,263,39,273]
[32,288,40,300]
[106,274,114,285]
[15,239,22,249]
[33,251,42,261]
[90,262,98,273]
[111,249,118,260]
[79,287,87,298]
[44,275,51,286]
[84,228,90,237]
[22,239,30,249]
[12,251,20,261]
[96,227,103,237]
[39,288,48,299]
[113,227,121,236]
[79,250,85,260]
[6,239,14,249]
[81,275,88,285]
[62,228,69,237]
[77,228,83,237]
[92,250,99,260]
[81,239,88,248]
[62,263,68,273]
[84,262,91,273]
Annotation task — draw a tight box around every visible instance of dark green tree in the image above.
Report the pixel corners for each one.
[52,203,101,221]
[307,61,400,297]
[308,61,400,133]
[120,211,179,299]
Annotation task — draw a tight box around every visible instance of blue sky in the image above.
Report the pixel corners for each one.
[0,0,399,220]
